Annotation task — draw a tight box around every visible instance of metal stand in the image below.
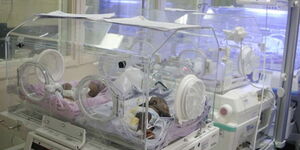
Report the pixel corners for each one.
[275,0,300,148]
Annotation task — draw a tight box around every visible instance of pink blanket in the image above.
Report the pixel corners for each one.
[21,81,111,120]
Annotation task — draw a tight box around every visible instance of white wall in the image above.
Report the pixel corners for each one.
[0,0,60,27]
[0,0,62,111]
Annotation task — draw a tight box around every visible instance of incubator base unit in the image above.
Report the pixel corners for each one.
[24,115,121,150]
[0,111,26,150]
[162,124,219,150]
[24,116,87,150]
[0,110,129,150]
[19,114,219,150]
[212,85,275,150]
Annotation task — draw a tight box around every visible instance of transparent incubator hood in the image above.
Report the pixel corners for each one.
[142,10,266,94]
[5,15,220,149]
[196,7,300,91]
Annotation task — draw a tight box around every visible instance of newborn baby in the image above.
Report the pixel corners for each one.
[148,97,171,118]
[87,81,107,97]
[62,81,106,101]
[135,96,171,139]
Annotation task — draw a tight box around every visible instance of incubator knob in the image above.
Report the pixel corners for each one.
[281,73,287,81]
[219,104,232,117]
[118,61,127,68]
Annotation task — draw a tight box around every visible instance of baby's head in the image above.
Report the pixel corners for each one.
[62,83,72,90]
[88,80,106,97]
[149,97,170,117]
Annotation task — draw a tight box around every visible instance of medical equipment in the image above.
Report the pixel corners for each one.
[148,12,265,94]
[211,25,275,150]
[5,13,221,149]
[213,85,275,150]
[143,8,299,150]
[153,12,275,150]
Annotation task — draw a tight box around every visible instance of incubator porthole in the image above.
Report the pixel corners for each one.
[18,62,50,102]
[238,46,260,76]
[175,74,206,124]
[36,49,64,82]
[76,75,121,122]
[178,50,207,77]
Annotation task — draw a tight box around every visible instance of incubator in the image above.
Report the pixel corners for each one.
[196,7,299,144]
[5,14,221,150]
[144,11,276,150]
[146,11,265,93]
[197,14,275,150]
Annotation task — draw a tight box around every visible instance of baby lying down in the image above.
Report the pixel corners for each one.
[61,80,107,101]
[127,96,171,139]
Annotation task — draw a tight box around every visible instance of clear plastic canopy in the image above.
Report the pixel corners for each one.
[141,10,265,93]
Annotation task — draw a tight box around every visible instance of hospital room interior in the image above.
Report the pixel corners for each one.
[0,0,300,149]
